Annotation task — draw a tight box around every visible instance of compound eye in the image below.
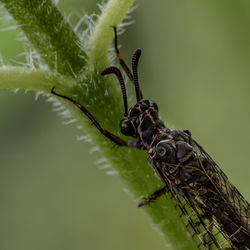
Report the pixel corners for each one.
[120,119,135,136]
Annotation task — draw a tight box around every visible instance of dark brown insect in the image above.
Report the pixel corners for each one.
[51,27,250,249]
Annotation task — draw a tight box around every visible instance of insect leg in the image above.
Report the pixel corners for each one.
[51,87,128,146]
[137,186,168,207]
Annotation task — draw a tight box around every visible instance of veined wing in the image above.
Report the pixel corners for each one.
[189,137,250,248]
[154,163,230,249]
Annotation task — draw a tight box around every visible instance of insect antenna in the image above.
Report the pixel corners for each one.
[112,26,143,100]
[101,66,128,117]
[112,26,134,83]
[132,48,143,101]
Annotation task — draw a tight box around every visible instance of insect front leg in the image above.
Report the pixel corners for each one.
[51,87,128,146]
[137,186,168,207]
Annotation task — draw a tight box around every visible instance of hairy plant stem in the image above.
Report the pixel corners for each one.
[0,0,196,249]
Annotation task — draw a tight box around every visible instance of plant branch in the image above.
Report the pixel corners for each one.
[87,0,135,68]
[0,0,197,249]
[0,67,64,91]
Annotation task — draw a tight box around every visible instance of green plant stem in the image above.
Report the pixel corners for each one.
[0,0,197,249]
[87,0,135,68]
[0,67,60,91]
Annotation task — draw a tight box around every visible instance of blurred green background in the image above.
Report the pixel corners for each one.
[0,1,250,250]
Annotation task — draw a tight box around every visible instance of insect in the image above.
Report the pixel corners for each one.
[51,27,250,249]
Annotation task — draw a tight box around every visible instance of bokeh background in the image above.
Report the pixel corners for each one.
[0,1,250,250]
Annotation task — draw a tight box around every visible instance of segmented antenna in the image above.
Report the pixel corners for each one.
[132,49,143,101]
[101,66,128,117]
[112,26,134,82]
[112,26,143,101]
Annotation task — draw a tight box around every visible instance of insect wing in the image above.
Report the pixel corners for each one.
[159,166,229,249]
[189,137,250,248]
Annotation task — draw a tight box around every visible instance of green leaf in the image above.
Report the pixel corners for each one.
[0,0,86,77]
